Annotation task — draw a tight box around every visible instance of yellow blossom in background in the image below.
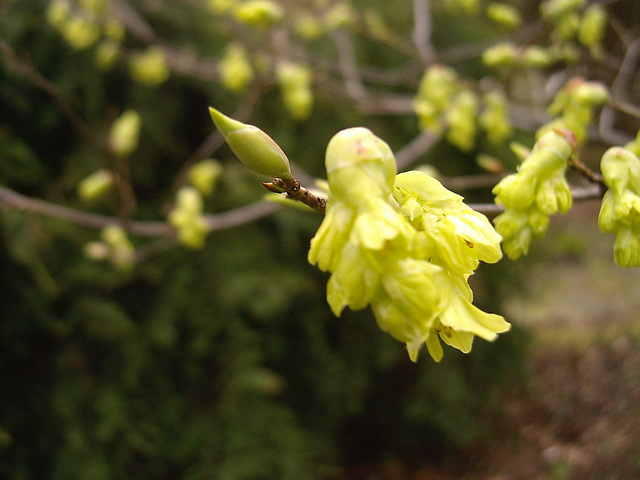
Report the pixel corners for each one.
[219,43,254,93]
[598,147,640,267]
[276,62,314,121]
[109,109,142,157]
[130,46,170,86]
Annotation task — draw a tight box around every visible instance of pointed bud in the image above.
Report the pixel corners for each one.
[486,2,522,30]
[78,169,114,200]
[109,109,141,156]
[233,0,283,28]
[324,127,397,202]
[209,107,292,179]
[188,159,222,196]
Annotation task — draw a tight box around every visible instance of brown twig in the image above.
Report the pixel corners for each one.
[0,38,103,151]
[0,185,279,237]
[568,155,605,186]
[264,177,327,214]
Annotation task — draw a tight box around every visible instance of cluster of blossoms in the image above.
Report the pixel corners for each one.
[538,78,608,145]
[598,147,640,267]
[482,1,607,71]
[541,0,607,58]
[218,43,254,94]
[168,159,222,249]
[169,187,209,250]
[85,224,135,270]
[492,129,575,259]
[414,66,512,151]
[46,0,170,83]
[276,62,314,121]
[307,129,509,362]
[46,0,125,55]
[108,109,142,157]
[209,109,509,361]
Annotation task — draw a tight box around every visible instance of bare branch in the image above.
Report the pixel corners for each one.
[331,29,367,101]
[0,38,103,151]
[0,186,280,237]
[412,0,436,64]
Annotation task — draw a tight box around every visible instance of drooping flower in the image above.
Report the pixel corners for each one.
[598,147,640,267]
[493,129,575,258]
[309,129,509,361]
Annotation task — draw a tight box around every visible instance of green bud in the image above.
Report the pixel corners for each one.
[276,62,313,120]
[486,2,522,30]
[493,210,532,259]
[613,227,640,267]
[324,3,355,31]
[78,169,114,200]
[522,46,554,68]
[130,46,170,85]
[294,13,324,39]
[168,187,209,249]
[95,40,120,70]
[188,159,222,196]
[46,0,70,29]
[414,65,459,134]
[233,0,283,28]
[480,90,512,144]
[600,147,640,195]
[554,12,580,40]
[482,42,519,68]
[109,109,142,156]
[445,90,479,152]
[578,4,607,56]
[219,43,254,93]
[541,0,585,21]
[572,81,608,106]
[509,142,531,161]
[104,20,126,42]
[324,127,397,202]
[101,225,135,270]
[209,107,292,179]
[62,15,101,50]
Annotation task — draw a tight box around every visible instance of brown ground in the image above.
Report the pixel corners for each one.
[344,202,640,480]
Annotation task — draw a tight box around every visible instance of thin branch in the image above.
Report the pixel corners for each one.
[331,29,367,101]
[569,155,605,186]
[395,131,439,170]
[599,35,640,144]
[0,186,279,237]
[412,0,436,64]
[265,177,327,214]
[0,38,103,151]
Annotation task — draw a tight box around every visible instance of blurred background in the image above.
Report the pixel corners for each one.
[1,0,639,479]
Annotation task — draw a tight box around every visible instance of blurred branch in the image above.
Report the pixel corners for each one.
[0,186,280,237]
[331,29,367,101]
[395,131,439,170]
[0,38,102,151]
[599,35,640,144]
[412,0,436,64]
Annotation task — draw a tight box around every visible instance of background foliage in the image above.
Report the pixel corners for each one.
[1,0,638,479]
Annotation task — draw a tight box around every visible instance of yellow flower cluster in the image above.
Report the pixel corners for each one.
[209,109,509,361]
[46,0,125,69]
[168,187,209,249]
[276,62,314,121]
[308,128,508,361]
[414,67,512,151]
[492,129,575,259]
[538,77,608,145]
[598,147,640,267]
